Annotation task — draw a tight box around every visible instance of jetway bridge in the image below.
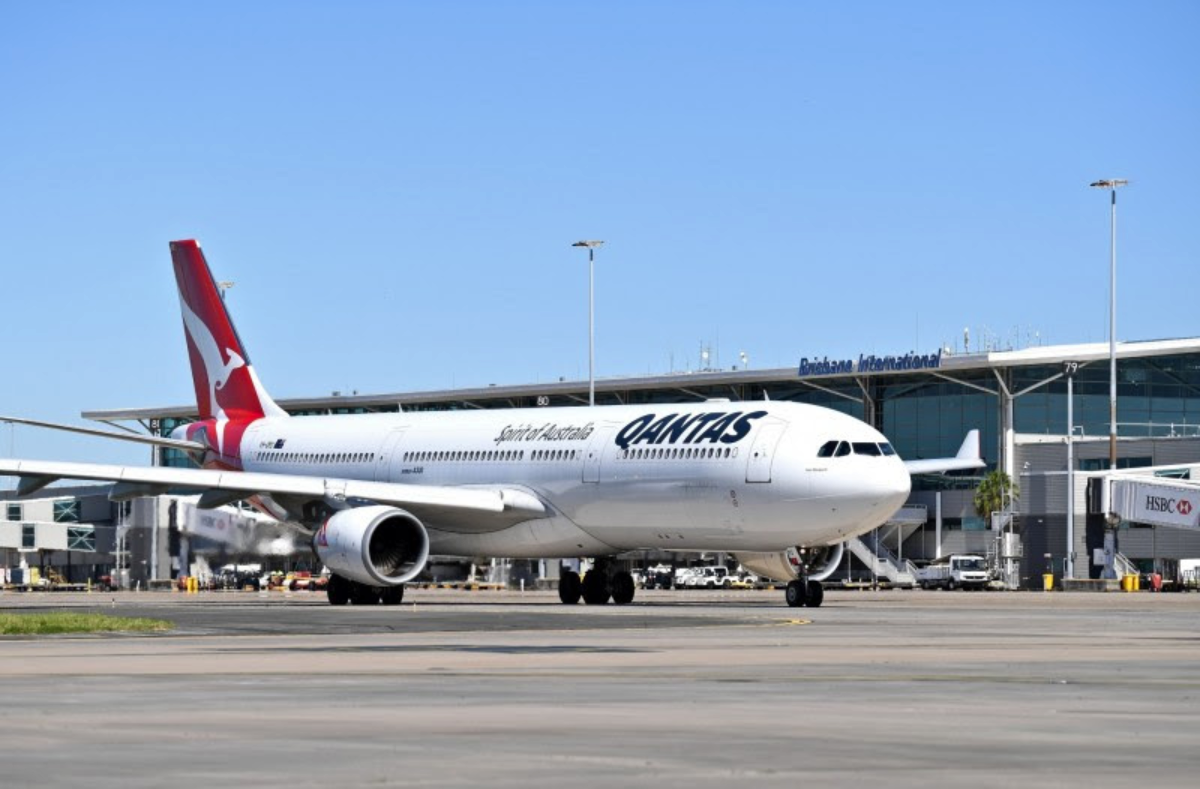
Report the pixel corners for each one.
[1107,475,1200,533]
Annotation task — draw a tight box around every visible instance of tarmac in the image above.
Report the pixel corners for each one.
[1,588,1197,788]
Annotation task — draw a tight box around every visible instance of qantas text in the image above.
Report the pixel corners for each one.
[615,410,768,450]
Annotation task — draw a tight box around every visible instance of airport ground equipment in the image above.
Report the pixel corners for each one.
[917,554,990,590]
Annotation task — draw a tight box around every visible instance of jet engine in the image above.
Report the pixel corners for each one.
[314,505,430,587]
[735,542,845,583]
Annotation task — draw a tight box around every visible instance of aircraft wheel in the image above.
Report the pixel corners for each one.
[785,579,807,608]
[559,571,582,605]
[350,581,382,606]
[805,580,824,608]
[581,571,611,605]
[611,571,636,605]
[380,585,405,606]
[326,575,351,606]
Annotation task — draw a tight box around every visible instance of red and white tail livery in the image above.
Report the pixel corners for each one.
[170,240,286,466]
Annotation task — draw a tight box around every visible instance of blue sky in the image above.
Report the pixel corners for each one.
[1,1,1198,466]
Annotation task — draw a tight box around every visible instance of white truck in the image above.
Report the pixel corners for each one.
[918,555,991,590]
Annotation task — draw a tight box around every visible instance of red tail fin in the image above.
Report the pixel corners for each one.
[170,240,285,423]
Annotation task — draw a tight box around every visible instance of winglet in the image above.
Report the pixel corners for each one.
[902,429,987,475]
[956,429,981,460]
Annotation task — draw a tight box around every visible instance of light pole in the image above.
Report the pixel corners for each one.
[572,241,604,407]
[1063,360,1080,580]
[1089,179,1127,469]
[217,280,235,303]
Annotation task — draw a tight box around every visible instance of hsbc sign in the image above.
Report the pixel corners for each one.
[1113,479,1200,531]
[1144,495,1188,514]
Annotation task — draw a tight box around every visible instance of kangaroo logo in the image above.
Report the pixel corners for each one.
[178,292,248,454]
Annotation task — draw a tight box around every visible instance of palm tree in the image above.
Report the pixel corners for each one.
[974,470,1019,524]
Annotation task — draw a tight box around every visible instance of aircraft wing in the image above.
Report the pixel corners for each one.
[0,458,547,531]
[902,430,986,475]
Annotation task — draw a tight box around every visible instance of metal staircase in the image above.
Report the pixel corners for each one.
[846,535,919,587]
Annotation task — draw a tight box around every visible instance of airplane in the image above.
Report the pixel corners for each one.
[0,240,984,608]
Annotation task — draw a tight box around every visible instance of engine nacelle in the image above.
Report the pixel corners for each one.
[314,505,430,587]
[736,542,845,583]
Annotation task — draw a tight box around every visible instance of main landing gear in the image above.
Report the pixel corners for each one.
[326,574,405,606]
[784,577,824,608]
[558,560,636,606]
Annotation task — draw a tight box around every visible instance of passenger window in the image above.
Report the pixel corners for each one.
[834,442,851,457]
[853,442,882,456]
[817,440,838,458]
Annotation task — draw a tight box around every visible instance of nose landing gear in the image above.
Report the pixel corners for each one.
[785,577,824,608]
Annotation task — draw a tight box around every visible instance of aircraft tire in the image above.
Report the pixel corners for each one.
[611,571,636,605]
[380,585,405,606]
[559,571,582,605]
[582,571,611,605]
[805,580,824,608]
[327,575,351,606]
[785,579,807,608]
[350,581,382,606]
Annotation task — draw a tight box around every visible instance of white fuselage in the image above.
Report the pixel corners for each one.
[233,401,912,558]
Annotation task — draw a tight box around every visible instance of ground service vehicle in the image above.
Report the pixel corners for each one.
[919,555,991,590]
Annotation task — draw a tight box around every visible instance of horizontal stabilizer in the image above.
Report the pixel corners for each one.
[0,415,206,453]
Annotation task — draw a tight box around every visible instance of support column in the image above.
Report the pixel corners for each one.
[935,492,943,560]
[1004,393,1015,480]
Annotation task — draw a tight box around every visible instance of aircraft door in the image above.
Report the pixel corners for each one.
[374,429,407,482]
[745,423,786,483]
[582,426,615,483]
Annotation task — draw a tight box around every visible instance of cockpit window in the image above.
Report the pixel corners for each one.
[817,440,838,458]
[834,441,851,457]
[852,442,882,456]
[879,442,896,456]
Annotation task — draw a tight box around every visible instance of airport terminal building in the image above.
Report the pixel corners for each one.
[6,336,1200,589]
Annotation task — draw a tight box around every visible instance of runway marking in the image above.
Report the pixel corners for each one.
[207,644,654,655]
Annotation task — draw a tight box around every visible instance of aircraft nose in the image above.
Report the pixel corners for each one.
[881,459,912,504]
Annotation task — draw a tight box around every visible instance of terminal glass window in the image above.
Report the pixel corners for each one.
[155,416,199,469]
[1079,457,1152,472]
[53,500,80,523]
[1013,355,1200,438]
[22,524,35,548]
[6,503,19,521]
[67,525,96,551]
